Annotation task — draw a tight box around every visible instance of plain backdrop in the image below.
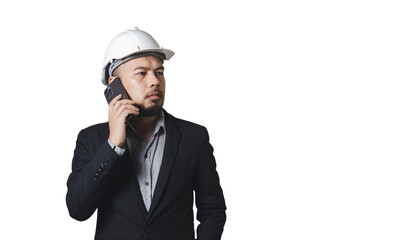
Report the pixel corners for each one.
[1,0,402,239]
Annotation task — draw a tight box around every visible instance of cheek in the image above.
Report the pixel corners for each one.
[160,79,166,91]
[132,90,144,101]
[126,84,143,101]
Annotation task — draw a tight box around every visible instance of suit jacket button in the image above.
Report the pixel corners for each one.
[144,227,151,233]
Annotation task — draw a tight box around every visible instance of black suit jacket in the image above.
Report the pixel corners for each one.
[66,111,226,240]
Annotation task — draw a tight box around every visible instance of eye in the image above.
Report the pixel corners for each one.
[137,72,146,76]
[156,71,164,76]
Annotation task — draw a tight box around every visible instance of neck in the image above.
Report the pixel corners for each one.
[131,115,158,142]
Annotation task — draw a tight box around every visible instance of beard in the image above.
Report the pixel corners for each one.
[135,102,163,117]
[133,89,164,117]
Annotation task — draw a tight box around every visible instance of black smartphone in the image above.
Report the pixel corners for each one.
[104,78,133,124]
[104,77,129,104]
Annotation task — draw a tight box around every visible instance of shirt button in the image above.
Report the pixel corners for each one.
[145,182,149,186]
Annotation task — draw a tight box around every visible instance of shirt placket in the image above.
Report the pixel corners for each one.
[143,134,157,210]
[143,147,151,209]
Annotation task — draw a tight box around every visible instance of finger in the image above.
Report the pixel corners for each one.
[123,108,140,117]
[115,104,139,116]
[115,109,139,124]
[108,94,122,114]
[110,94,122,105]
[111,99,136,111]
[116,99,136,106]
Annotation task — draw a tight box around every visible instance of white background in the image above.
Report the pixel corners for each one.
[1,0,402,239]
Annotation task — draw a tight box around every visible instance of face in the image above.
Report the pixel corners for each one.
[109,56,165,116]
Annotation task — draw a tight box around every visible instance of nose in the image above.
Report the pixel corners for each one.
[148,72,162,88]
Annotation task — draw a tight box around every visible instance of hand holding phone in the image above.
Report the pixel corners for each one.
[104,78,138,147]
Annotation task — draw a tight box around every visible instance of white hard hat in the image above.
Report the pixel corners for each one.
[101,27,175,85]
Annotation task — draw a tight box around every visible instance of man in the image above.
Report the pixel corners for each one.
[66,27,226,240]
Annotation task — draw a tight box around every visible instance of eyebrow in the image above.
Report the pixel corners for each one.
[133,66,165,71]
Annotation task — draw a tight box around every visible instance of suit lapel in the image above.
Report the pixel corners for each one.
[147,112,181,218]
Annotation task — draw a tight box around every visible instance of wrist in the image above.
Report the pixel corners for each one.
[108,136,124,148]
[107,139,125,156]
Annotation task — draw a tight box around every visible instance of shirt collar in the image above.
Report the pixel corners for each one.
[153,111,165,136]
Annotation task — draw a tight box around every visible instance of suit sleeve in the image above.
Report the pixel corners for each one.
[66,128,124,221]
[195,127,227,240]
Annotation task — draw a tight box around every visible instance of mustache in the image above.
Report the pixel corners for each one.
[146,89,163,98]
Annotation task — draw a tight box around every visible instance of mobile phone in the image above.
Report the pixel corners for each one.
[104,77,129,104]
[104,78,133,124]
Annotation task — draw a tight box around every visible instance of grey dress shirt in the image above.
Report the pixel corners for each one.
[125,113,166,211]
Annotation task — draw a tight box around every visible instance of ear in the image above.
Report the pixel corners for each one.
[108,76,116,85]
